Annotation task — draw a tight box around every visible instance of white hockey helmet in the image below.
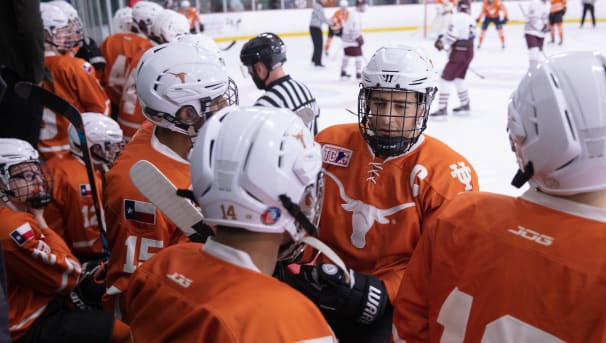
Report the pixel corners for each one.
[132,1,164,37]
[40,3,72,53]
[68,113,124,169]
[48,0,84,45]
[358,45,438,157]
[112,7,134,34]
[135,40,238,139]
[176,33,224,66]
[0,138,52,209]
[508,51,606,195]
[151,9,190,44]
[181,0,191,8]
[339,0,348,8]
[190,106,324,261]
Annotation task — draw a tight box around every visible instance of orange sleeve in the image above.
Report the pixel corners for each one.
[68,58,110,115]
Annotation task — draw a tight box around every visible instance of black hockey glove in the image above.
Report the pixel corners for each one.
[70,259,106,310]
[287,263,389,325]
[434,36,444,51]
[501,17,509,25]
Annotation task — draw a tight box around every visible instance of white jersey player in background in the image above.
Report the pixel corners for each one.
[340,0,367,80]
[431,0,476,117]
[523,0,550,70]
[430,0,457,39]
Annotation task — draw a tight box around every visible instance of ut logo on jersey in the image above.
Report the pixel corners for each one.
[166,272,192,288]
[327,171,415,248]
[450,161,473,191]
[508,225,554,246]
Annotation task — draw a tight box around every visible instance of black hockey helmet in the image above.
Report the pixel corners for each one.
[457,0,471,13]
[240,32,287,70]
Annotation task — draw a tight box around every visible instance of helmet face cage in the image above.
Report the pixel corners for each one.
[1,162,53,209]
[90,140,125,168]
[142,77,239,137]
[358,86,432,158]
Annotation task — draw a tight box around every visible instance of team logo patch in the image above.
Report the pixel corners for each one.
[124,199,156,224]
[80,184,92,197]
[82,62,93,74]
[322,144,352,167]
[10,223,35,246]
[261,207,281,225]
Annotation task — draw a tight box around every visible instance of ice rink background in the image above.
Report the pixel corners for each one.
[218,22,605,196]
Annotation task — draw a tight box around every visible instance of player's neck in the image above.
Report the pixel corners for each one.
[266,68,286,86]
[154,127,192,160]
[560,190,606,209]
[213,230,282,275]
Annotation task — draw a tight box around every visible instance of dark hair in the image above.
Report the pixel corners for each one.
[240,32,287,69]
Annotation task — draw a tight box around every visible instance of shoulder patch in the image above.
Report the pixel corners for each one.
[124,199,156,224]
[82,62,93,74]
[10,222,35,246]
[322,144,352,167]
[80,184,92,197]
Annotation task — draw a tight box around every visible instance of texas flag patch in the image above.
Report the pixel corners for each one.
[322,144,352,167]
[82,62,93,74]
[124,199,156,224]
[10,223,35,246]
[80,184,92,197]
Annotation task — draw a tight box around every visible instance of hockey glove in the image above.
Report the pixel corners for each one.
[434,36,444,51]
[562,6,566,15]
[356,35,364,46]
[70,259,107,310]
[501,17,509,25]
[287,263,389,325]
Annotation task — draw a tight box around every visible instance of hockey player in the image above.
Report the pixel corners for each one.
[324,0,350,56]
[430,0,457,39]
[549,0,566,45]
[240,32,321,134]
[39,3,110,161]
[431,0,476,117]
[286,46,478,343]
[178,0,204,33]
[0,138,131,343]
[150,9,190,45]
[100,5,155,121]
[102,40,238,320]
[523,0,550,69]
[44,113,123,263]
[340,0,366,79]
[111,7,136,34]
[125,106,336,342]
[115,1,164,140]
[393,51,606,343]
[476,0,508,49]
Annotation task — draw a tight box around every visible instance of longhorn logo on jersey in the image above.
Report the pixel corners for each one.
[450,161,473,191]
[322,144,352,167]
[327,171,416,248]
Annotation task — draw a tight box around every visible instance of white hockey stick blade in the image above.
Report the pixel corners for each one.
[129,160,205,238]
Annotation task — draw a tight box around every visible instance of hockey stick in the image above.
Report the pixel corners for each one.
[129,160,212,242]
[13,81,110,259]
[221,40,236,51]
[469,67,485,80]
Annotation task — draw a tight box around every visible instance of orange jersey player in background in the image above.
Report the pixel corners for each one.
[178,0,204,33]
[126,107,336,342]
[44,113,124,263]
[393,52,606,342]
[285,46,478,343]
[103,39,238,320]
[101,7,154,119]
[549,0,566,44]
[39,3,110,161]
[0,138,131,343]
[476,0,509,48]
[324,0,350,55]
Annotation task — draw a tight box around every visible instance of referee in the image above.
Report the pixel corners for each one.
[240,32,321,134]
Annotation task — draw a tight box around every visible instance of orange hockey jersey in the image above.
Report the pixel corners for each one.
[100,33,153,108]
[330,8,350,30]
[477,0,508,20]
[41,52,110,161]
[313,123,478,302]
[0,207,81,341]
[393,190,606,343]
[126,241,337,342]
[178,7,202,31]
[102,121,190,317]
[44,154,104,261]
[550,0,566,13]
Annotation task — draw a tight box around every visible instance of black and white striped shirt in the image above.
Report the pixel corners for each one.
[254,75,320,133]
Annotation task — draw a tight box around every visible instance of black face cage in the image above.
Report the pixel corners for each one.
[2,161,53,209]
[357,86,434,158]
[143,78,239,132]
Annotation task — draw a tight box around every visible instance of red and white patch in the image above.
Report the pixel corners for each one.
[10,223,35,246]
[82,62,93,74]
[322,144,352,167]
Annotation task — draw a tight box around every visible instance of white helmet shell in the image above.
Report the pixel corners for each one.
[181,0,191,8]
[112,7,134,33]
[135,40,236,136]
[508,51,606,195]
[0,138,40,187]
[40,3,71,49]
[151,9,190,43]
[175,33,224,66]
[339,0,348,7]
[132,1,164,37]
[190,106,323,242]
[68,113,124,166]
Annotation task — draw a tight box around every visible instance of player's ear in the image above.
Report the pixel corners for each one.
[254,62,267,77]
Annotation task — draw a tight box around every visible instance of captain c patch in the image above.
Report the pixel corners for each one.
[322,144,352,167]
